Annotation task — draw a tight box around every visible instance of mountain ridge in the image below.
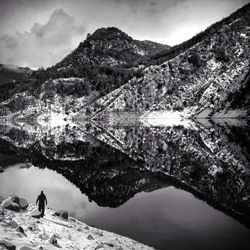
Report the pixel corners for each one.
[0,3,250,118]
[88,3,250,118]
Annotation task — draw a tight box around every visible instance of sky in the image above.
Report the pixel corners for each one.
[0,0,248,68]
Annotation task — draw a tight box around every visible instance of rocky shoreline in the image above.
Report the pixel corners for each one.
[0,194,154,250]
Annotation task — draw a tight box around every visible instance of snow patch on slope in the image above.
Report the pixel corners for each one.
[140,111,196,129]
[0,199,153,250]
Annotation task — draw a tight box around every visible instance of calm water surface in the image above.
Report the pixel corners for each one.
[0,165,249,250]
[0,119,250,250]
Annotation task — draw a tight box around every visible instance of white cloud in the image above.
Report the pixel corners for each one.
[0,8,85,68]
[0,0,248,68]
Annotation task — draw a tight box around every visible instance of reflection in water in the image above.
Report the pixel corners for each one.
[0,165,249,250]
[0,117,250,249]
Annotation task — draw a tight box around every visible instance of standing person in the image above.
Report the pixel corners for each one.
[36,191,47,217]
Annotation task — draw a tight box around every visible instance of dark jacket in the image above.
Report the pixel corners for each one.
[36,193,47,207]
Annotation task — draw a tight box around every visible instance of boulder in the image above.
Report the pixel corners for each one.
[0,208,4,216]
[48,234,58,245]
[16,226,25,234]
[9,220,18,228]
[19,198,29,210]
[27,223,37,231]
[0,240,16,250]
[9,195,20,204]
[54,210,68,220]
[95,245,104,250]
[104,242,114,247]
[29,208,42,219]
[8,195,29,210]
[2,200,20,212]
[18,247,34,250]
[0,195,4,203]
[116,247,123,250]
[0,215,5,222]
[1,195,29,212]
[87,234,94,240]
[94,231,103,237]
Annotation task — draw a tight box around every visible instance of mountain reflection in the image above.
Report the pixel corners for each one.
[0,117,250,227]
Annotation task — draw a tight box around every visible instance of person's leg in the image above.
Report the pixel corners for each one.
[41,205,45,217]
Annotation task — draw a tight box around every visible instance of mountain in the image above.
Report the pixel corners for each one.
[89,3,250,118]
[1,4,250,119]
[0,64,32,86]
[55,27,169,67]
[0,64,35,103]
[30,27,169,97]
[0,28,169,118]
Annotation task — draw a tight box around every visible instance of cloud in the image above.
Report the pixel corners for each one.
[0,8,85,68]
[107,0,188,15]
[0,0,248,67]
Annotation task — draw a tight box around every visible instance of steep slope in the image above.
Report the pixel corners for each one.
[0,77,98,118]
[31,27,169,97]
[0,27,169,118]
[90,3,250,118]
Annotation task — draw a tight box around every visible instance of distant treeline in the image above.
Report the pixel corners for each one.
[143,2,250,66]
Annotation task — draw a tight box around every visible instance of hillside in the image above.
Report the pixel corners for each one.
[1,4,250,119]
[0,27,169,118]
[89,3,250,118]
[0,64,32,86]
[0,77,99,118]
[0,28,169,106]
[31,27,169,97]
[56,27,169,67]
[0,64,34,103]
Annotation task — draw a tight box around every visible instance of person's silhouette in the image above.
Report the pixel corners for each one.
[36,191,47,217]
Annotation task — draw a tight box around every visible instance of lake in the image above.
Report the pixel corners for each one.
[0,117,250,250]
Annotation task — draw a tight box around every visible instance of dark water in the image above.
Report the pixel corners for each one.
[0,118,250,250]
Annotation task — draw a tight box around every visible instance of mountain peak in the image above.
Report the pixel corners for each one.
[87,27,132,42]
[53,26,169,70]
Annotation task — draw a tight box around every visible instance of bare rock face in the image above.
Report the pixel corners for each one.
[89,4,250,118]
